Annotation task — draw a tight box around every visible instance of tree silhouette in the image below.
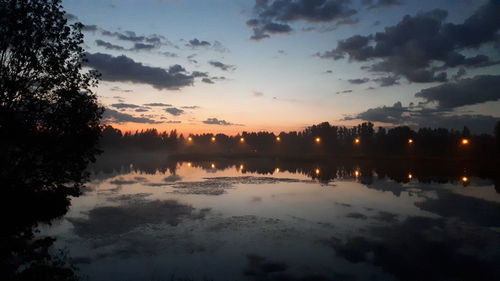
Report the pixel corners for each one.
[0,0,102,192]
[1,0,102,279]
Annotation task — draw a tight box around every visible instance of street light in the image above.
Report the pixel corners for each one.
[461,139,469,145]
[408,139,414,144]
[276,136,281,142]
[211,136,216,142]
[187,136,193,142]
[354,138,360,144]
[315,137,321,143]
[240,137,245,143]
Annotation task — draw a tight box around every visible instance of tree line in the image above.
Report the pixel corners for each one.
[100,121,500,159]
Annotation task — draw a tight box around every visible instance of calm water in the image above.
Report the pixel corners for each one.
[38,153,500,281]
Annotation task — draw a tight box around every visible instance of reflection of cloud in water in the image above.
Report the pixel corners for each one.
[171,176,312,196]
[416,190,500,227]
[68,199,208,237]
[323,216,500,281]
[164,174,182,182]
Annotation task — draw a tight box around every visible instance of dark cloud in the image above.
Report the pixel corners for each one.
[347,78,370,84]
[363,0,403,9]
[82,24,98,32]
[247,0,357,40]
[143,103,172,107]
[65,13,78,21]
[192,71,208,78]
[135,108,150,112]
[181,106,200,109]
[346,101,499,133]
[202,78,214,84]
[336,90,353,94]
[208,60,236,71]
[318,1,500,83]
[95,39,125,51]
[131,43,156,51]
[102,108,162,124]
[111,103,140,109]
[415,75,500,109]
[164,107,184,116]
[84,53,195,90]
[187,38,211,47]
[373,75,400,87]
[202,118,239,126]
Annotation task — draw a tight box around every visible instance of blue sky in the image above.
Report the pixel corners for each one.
[63,0,500,134]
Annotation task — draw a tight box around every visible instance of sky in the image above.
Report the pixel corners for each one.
[63,0,500,135]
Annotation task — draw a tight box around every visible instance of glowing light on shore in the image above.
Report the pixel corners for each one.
[408,139,413,144]
[211,163,215,169]
[276,136,281,142]
[211,136,216,142]
[239,164,244,170]
[315,137,321,143]
[461,176,469,183]
[461,139,469,145]
[354,138,360,144]
[275,168,280,172]
[354,170,361,177]
[187,137,193,142]
[408,173,413,179]
[187,162,192,167]
[240,137,245,143]
[315,168,320,175]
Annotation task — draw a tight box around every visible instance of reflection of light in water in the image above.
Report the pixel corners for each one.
[187,137,193,142]
[461,139,469,145]
[187,162,192,167]
[315,168,320,175]
[461,176,469,183]
[211,137,216,142]
[354,138,360,144]
[240,137,245,143]
[354,170,361,177]
[408,173,413,179]
[315,137,321,143]
[276,136,281,142]
[211,163,215,169]
[275,168,280,172]
[408,139,413,144]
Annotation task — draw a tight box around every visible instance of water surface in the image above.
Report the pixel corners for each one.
[39,153,500,281]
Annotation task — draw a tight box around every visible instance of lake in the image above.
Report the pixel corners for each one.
[38,153,500,281]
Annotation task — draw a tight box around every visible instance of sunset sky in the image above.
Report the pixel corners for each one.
[63,0,500,135]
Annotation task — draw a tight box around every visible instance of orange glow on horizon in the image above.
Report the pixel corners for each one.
[239,164,244,170]
[275,168,280,172]
[187,136,193,142]
[240,137,245,143]
[461,139,469,145]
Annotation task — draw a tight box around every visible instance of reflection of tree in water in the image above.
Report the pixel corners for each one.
[1,0,102,279]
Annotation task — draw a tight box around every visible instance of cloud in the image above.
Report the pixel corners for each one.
[335,89,353,94]
[164,107,184,116]
[131,43,156,51]
[202,118,240,126]
[208,60,236,71]
[181,106,200,109]
[65,13,78,21]
[84,53,195,90]
[373,75,400,87]
[317,1,500,83]
[135,108,149,112]
[202,78,214,84]
[143,103,172,107]
[82,24,98,32]
[362,0,403,9]
[95,39,125,51]
[347,78,370,84]
[345,101,499,133]
[111,103,140,109]
[161,51,178,58]
[247,0,357,40]
[415,75,500,109]
[186,38,211,47]
[102,108,162,124]
[253,91,264,97]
